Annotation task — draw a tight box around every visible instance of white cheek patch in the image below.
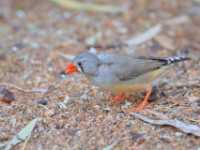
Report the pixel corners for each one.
[77,66,82,72]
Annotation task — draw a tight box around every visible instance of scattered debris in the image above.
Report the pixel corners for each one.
[154,35,175,51]
[126,122,131,127]
[102,140,119,150]
[38,99,48,105]
[103,107,110,112]
[124,24,162,46]
[5,118,37,150]
[1,88,15,103]
[57,52,75,60]
[146,109,170,120]
[170,80,200,88]
[94,105,100,109]
[175,132,182,137]
[63,95,70,104]
[52,0,127,13]
[131,112,200,137]
[0,83,48,93]
[132,133,143,139]
[43,109,55,118]
[163,15,190,25]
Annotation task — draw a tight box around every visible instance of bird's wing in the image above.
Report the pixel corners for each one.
[98,54,189,81]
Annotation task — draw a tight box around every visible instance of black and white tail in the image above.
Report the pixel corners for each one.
[164,56,191,65]
[135,55,191,66]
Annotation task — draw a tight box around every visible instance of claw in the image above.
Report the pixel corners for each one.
[127,89,152,112]
[127,105,152,112]
[110,93,129,102]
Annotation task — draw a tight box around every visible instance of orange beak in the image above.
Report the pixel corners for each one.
[65,62,77,74]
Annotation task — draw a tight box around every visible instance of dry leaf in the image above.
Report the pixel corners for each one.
[187,96,199,103]
[163,15,190,25]
[184,107,198,113]
[124,24,161,46]
[131,113,200,137]
[179,6,200,15]
[58,52,75,60]
[5,118,37,150]
[43,109,55,117]
[103,141,119,150]
[145,109,170,120]
[52,0,127,13]
[171,80,200,87]
[154,35,175,51]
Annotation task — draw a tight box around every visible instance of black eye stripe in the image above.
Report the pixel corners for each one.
[80,65,84,73]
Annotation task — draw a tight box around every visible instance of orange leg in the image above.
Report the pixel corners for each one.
[127,89,152,112]
[110,93,129,102]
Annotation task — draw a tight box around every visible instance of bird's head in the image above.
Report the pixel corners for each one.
[65,52,101,76]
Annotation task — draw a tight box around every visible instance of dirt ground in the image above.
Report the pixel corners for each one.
[0,0,200,150]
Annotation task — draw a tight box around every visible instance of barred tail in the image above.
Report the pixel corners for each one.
[165,56,191,65]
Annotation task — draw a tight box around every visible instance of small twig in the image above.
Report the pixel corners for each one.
[38,104,50,111]
[86,43,125,49]
[186,118,200,122]
[20,133,31,150]
[170,80,200,88]
[154,104,189,111]
[0,83,48,93]
[145,109,170,120]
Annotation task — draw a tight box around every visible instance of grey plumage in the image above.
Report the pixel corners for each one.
[71,52,191,93]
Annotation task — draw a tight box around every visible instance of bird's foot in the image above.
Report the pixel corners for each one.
[126,104,152,112]
[127,89,152,112]
[109,93,129,102]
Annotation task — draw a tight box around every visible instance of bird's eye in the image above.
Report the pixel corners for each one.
[78,62,82,66]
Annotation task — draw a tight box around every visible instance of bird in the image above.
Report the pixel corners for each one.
[65,52,191,112]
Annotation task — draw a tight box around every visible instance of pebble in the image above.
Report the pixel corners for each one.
[16,10,25,18]
[63,11,71,19]
[162,79,169,84]
[1,88,9,94]
[77,131,82,136]
[181,46,189,54]
[103,107,110,112]
[126,122,131,127]
[12,46,18,52]
[60,74,67,80]
[30,42,39,49]
[85,37,96,45]
[94,105,100,109]
[3,92,15,103]
[63,96,70,104]
[118,27,128,34]
[132,133,143,139]
[38,99,47,105]
[64,124,70,130]
[88,47,97,54]
[80,94,88,100]
[56,29,63,36]
[125,100,131,106]
[175,132,182,137]
[0,144,5,148]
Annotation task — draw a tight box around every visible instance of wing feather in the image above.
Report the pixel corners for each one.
[98,54,166,81]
